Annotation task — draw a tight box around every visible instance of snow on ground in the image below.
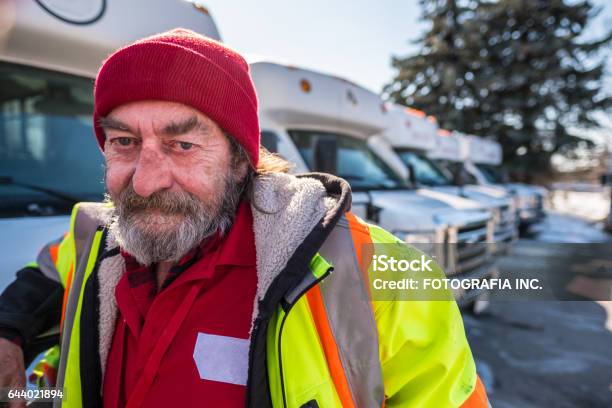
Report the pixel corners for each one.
[548,188,610,222]
[530,212,609,243]
[469,189,612,405]
[531,188,611,243]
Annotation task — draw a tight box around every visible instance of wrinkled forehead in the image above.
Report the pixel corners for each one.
[98,100,222,137]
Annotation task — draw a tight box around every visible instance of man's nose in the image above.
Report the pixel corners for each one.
[131,141,173,197]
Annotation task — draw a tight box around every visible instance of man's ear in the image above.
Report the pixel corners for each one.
[234,161,249,181]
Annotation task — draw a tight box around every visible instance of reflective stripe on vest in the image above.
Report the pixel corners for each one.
[266,214,385,408]
[267,213,487,408]
[366,222,487,407]
[54,203,113,408]
[35,236,64,283]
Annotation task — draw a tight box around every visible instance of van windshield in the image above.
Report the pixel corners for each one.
[476,164,503,183]
[0,62,104,217]
[289,130,407,191]
[435,160,478,185]
[395,150,451,186]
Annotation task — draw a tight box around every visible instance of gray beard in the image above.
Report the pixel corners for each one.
[106,170,243,266]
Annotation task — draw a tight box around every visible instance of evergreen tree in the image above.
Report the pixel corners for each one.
[384,0,612,178]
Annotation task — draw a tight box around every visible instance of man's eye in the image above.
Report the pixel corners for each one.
[177,142,194,150]
[116,137,133,146]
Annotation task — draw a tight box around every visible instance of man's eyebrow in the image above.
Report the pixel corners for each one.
[98,116,131,132]
[160,116,211,136]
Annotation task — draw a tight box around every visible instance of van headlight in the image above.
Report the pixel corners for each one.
[394,228,445,266]
[515,196,535,210]
[404,232,435,244]
[393,228,445,244]
[514,196,525,210]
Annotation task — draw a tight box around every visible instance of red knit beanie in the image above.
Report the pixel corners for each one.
[93,28,260,166]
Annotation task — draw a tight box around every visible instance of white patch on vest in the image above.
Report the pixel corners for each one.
[192,332,249,386]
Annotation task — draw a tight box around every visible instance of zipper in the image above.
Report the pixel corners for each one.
[278,266,333,408]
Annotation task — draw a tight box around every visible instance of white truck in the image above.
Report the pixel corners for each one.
[250,60,497,306]
[429,131,520,250]
[0,0,221,291]
[464,136,547,232]
[371,105,518,252]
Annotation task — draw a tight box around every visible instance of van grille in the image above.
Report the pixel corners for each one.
[447,220,490,276]
[493,205,516,243]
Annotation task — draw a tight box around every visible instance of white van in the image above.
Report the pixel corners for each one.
[464,136,546,231]
[372,105,518,252]
[0,0,221,290]
[250,60,497,305]
[427,130,518,251]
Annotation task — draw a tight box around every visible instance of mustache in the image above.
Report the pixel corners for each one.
[114,184,205,216]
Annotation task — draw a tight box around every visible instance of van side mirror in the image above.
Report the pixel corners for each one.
[601,173,612,186]
[313,138,338,174]
[453,172,464,187]
[260,131,279,153]
[453,168,469,186]
[406,163,418,186]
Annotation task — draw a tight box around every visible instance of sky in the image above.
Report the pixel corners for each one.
[201,0,612,96]
[200,0,423,93]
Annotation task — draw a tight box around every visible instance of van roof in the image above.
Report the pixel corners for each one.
[250,60,389,139]
[465,135,503,165]
[382,104,438,151]
[427,130,467,162]
[0,0,221,78]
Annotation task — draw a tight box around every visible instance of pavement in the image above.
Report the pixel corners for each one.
[462,215,612,407]
[464,301,612,407]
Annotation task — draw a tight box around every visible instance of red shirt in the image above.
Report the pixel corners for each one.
[103,201,257,408]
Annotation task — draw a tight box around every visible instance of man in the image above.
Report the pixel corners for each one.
[0,29,488,407]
